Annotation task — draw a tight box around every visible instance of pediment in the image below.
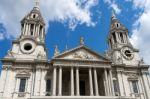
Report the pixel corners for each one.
[54,46,109,62]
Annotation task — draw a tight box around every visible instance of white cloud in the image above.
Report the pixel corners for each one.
[0,33,4,40]
[130,0,150,64]
[0,0,98,39]
[103,0,121,14]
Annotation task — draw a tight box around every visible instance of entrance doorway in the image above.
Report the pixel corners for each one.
[80,80,86,96]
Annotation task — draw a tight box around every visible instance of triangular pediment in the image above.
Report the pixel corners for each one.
[54,46,110,62]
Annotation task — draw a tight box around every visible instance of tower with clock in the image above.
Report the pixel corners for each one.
[0,1,150,99]
[107,11,141,66]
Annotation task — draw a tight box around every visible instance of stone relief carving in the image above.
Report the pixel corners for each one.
[6,50,14,57]
[126,73,138,80]
[37,51,46,59]
[73,52,93,60]
[16,70,31,78]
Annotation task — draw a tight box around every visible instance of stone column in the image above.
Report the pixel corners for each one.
[76,67,80,96]
[115,32,119,43]
[71,67,74,96]
[89,68,94,96]
[141,71,150,99]
[104,68,109,96]
[25,24,28,36]
[52,67,57,96]
[28,24,31,35]
[58,66,62,96]
[94,68,99,96]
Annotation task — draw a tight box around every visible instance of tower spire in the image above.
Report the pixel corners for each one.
[111,9,116,20]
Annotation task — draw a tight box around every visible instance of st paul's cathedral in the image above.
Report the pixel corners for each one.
[0,1,150,99]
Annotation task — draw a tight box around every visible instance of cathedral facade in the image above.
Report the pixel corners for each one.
[0,2,150,99]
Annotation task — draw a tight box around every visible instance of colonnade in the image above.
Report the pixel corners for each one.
[52,66,114,96]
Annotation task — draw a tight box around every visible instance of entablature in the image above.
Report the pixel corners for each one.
[51,58,111,68]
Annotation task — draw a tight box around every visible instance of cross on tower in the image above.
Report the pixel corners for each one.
[35,0,40,8]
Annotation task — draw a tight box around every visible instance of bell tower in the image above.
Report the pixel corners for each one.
[20,0,45,42]
[5,0,47,60]
[107,10,141,66]
[108,10,132,49]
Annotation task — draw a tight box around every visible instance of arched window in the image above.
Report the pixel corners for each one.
[30,24,34,35]
[116,23,120,28]
[120,32,124,43]
[112,32,117,43]
[33,14,36,18]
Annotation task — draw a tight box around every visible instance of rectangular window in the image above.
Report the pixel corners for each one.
[19,79,26,92]
[46,79,51,96]
[131,81,138,93]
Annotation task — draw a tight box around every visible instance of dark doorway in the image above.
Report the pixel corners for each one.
[80,80,85,95]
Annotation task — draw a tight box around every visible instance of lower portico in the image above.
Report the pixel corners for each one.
[50,58,114,97]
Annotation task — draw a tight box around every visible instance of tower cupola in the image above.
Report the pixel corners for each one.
[108,10,130,49]
[20,0,45,42]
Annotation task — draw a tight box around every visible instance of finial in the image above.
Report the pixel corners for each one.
[54,45,60,56]
[35,0,40,9]
[80,37,84,45]
[111,9,116,20]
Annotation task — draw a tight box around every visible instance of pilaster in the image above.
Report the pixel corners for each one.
[141,71,150,99]
[116,68,125,96]
[52,67,57,96]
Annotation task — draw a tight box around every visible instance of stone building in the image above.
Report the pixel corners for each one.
[0,1,150,99]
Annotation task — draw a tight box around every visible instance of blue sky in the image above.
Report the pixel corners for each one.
[0,0,150,72]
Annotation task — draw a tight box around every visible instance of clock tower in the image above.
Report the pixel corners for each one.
[107,10,141,66]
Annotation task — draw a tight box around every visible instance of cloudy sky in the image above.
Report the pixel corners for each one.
[0,0,150,69]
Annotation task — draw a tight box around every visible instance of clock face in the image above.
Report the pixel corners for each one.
[121,46,134,60]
